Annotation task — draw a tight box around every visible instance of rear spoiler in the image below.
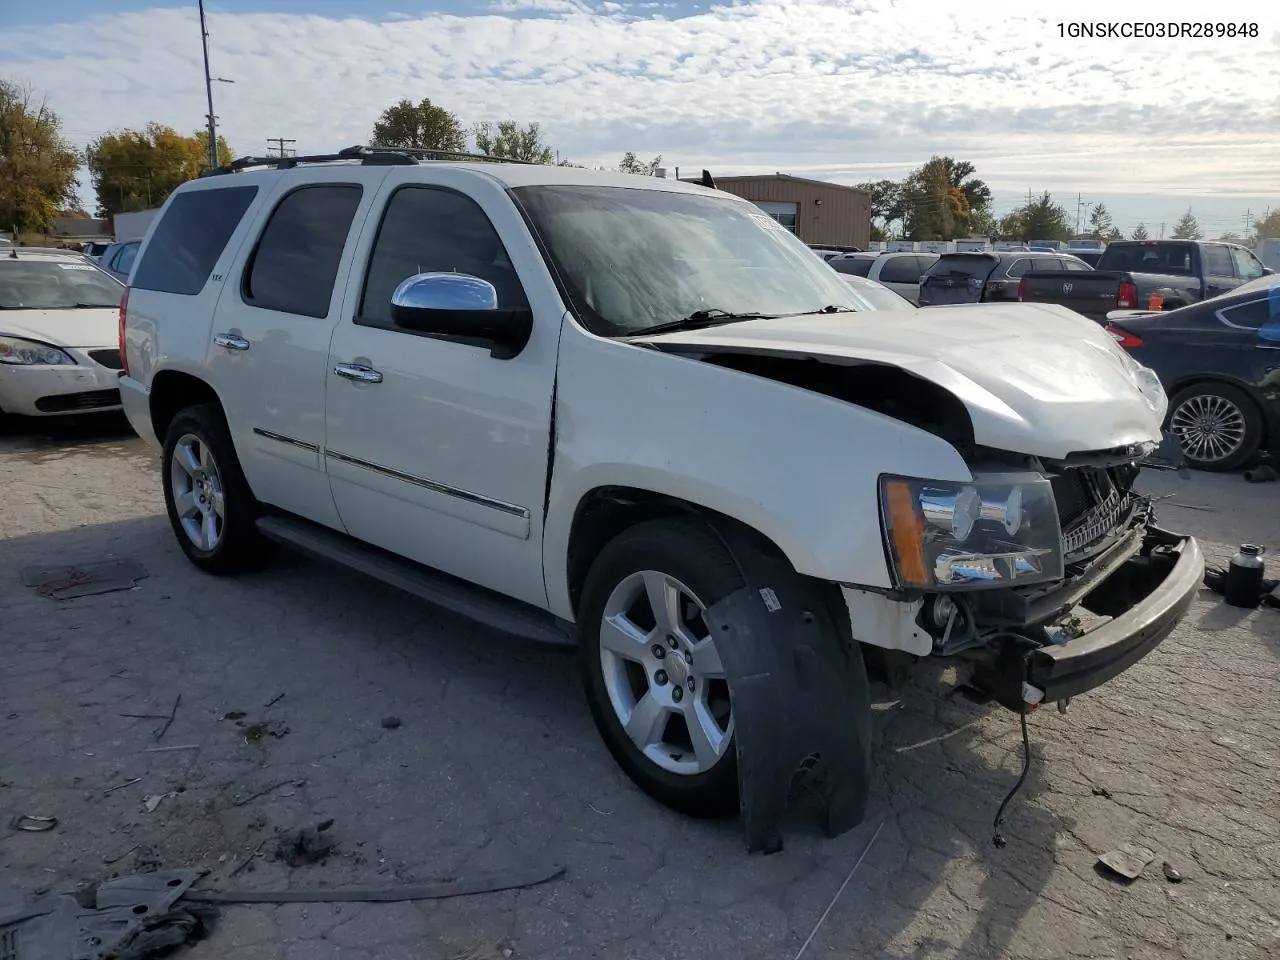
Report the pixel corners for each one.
[1105,309,1161,322]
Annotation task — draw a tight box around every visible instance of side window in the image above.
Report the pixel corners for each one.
[132,185,258,295]
[1005,258,1030,278]
[1064,258,1090,271]
[914,256,937,279]
[114,242,139,275]
[879,256,923,284]
[1030,258,1063,272]
[1217,298,1270,329]
[358,186,528,327]
[1231,247,1265,280]
[242,185,363,318]
[830,257,873,277]
[1202,244,1234,277]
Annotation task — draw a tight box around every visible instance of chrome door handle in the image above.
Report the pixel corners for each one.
[333,362,383,384]
[213,333,250,351]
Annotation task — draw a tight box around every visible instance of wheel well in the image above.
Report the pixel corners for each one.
[150,371,222,444]
[564,487,790,616]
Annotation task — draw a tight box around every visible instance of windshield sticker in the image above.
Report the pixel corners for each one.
[748,213,788,233]
[57,262,97,270]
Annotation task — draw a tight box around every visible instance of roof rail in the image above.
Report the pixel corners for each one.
[205,144,537,177]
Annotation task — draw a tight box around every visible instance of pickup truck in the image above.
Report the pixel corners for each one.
[1018,240,1271,322]
[117,149,1204,844]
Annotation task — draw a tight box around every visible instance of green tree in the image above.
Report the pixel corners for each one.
[1001,191,1072,242]
[968,206,999,239]
[1131,222,1150,240]
[0,79,80,234]
[618,151,661,175]
[370,97,466,152]
[1170,208,1203,240]
[85,124,232,220]
[472,121,555,164]
[1250,208,1280,245]
[1087,203,1114,240]
[856,179,904,237]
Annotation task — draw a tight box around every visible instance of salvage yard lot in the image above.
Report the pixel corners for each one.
[2,418,1278,960]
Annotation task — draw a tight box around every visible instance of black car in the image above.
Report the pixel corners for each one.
[1106,282,1280,471]
[919,250,1091,305]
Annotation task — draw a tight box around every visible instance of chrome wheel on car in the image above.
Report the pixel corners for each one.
[169,433,225,551]
[1169,394,1248,465]
[598,569,734,776]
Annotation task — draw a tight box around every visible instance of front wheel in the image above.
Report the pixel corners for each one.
[161,404,272,574]
[1167,382,1262,472]
[578,518,745,818]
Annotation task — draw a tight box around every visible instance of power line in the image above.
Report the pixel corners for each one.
[266,137,296,159]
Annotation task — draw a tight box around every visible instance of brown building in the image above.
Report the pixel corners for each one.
[681,174,871,249]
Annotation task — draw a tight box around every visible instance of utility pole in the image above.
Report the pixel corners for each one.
[267,137,296,159]
[198,0,218,171]
[1159,222,1165,240]
[1075,193,1085,237]
[1244,208,1252,241]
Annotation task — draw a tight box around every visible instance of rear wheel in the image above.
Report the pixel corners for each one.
[1168,382,1262,472]
[578,518,744,818]
[161,404,272,573]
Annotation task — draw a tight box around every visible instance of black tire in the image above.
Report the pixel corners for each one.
[1167,382,1263,472]
[161,403,272,574]
[578,517,745,818]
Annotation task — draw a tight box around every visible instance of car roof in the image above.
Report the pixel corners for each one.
[2,247,96,261]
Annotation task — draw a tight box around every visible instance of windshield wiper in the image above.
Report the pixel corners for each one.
[634,308,780,337]
[73,302,116,309]
[788,304,857,317]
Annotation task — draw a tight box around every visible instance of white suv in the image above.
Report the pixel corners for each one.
[118,147,1203,835]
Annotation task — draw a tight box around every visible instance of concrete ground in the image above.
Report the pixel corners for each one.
[1,415,1278,960]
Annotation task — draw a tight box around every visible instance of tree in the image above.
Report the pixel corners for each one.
[1131,222,1150,240]
[618,151,661,176]
[1001,191,1072,242]
[0,79,80,234]
[472,121,555,164]
[1170,208,1203,240]
[1087,203,1114,240]
[1250,208,1280,245]
[936,156,992,218]
[85,124,232,221]
[1217,231,1242,243]
[370,97,466,152]
[856,179,904,237]
[1104,227,1123,242]
[901,157,971,240]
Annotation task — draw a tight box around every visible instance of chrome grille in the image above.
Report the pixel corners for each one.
[1053,467,1133,556]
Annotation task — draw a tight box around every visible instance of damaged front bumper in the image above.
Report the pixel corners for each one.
[968,526,1203,710]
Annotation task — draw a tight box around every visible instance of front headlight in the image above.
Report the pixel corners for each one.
[880,473,1064,590]
[0,336,76,366]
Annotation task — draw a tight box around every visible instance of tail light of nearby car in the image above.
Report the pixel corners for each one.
[1116,280,1139,309]
[1105,323,1143,349]
[118,287,130,377]
[1015,278,1025,301]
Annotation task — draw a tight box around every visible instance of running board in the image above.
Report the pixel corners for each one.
[255,513,576,647]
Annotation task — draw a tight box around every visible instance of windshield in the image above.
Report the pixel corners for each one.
[839,275,915,310]
[924,253,999,283]
[1098,243,1193,275]
[512,184,862,336]
[0,259,124,309]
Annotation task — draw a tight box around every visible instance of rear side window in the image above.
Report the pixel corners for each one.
[1217,297,1271,329]
[242,185,363,318]
[1202,244,1233,277]
[1064,258,1091,271]
[1098,243,1193,275]
[132,186,258,295]
[1029,257,1063,272]
[926,254,997,282]
[830,257,873,277]
[1005,258,1032,278]
[879,255,924,284]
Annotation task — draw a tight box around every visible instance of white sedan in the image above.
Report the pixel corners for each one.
[0,249,126,421]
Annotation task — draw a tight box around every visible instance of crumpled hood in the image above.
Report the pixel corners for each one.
[633,301,1165,460]
[0,308,118,349]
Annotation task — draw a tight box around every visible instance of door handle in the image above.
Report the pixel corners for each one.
[213,333,250,351]
[333,362,383,383]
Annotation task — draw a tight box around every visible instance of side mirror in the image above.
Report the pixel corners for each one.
[1261,267,1274,276]
[389,272,532,360]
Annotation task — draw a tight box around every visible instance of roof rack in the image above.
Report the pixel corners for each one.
[204,144,534,177]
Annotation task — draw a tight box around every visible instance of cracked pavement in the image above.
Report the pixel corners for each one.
[1,416,1278,959]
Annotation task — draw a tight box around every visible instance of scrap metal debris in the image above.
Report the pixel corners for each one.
[275,819,336,867]
[1097,844,1156,881]
[11,814,57,832]
[20,557,148,600]
[154,694,182,741]
[1162,860,1184,883]
[104,777,142,795]
[143,793,176,813]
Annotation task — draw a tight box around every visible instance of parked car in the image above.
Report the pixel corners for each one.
[1071,251,1104,268]
[838,273,917,310]
[118,149,1201,824]
[918,251,1092,306]
[1105,279,1280,470]
[81,240,112,262]
[828,251,939,304]
[98,238,143,283]
[0,248,126,422]
[1018,240,1270,322]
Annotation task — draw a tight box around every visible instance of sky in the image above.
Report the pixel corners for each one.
[2,0,1277,236]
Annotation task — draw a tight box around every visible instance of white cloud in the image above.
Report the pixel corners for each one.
[1,0,1276,218]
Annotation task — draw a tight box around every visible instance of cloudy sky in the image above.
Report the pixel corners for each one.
[2,0,1276,235]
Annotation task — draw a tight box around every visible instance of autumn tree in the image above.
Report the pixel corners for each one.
[0,79,80,234]
[1087,203,1114,240]
[472,121,555,164]
[901,157,971,240]
[1171,209,1203,240]
[85,124,232,220]
[618,151,661,175]
[1131,222,1150,240]
[370,97,466,152]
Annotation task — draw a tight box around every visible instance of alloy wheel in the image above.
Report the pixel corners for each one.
[169,433,225,551]
[1170,394,1247,464]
